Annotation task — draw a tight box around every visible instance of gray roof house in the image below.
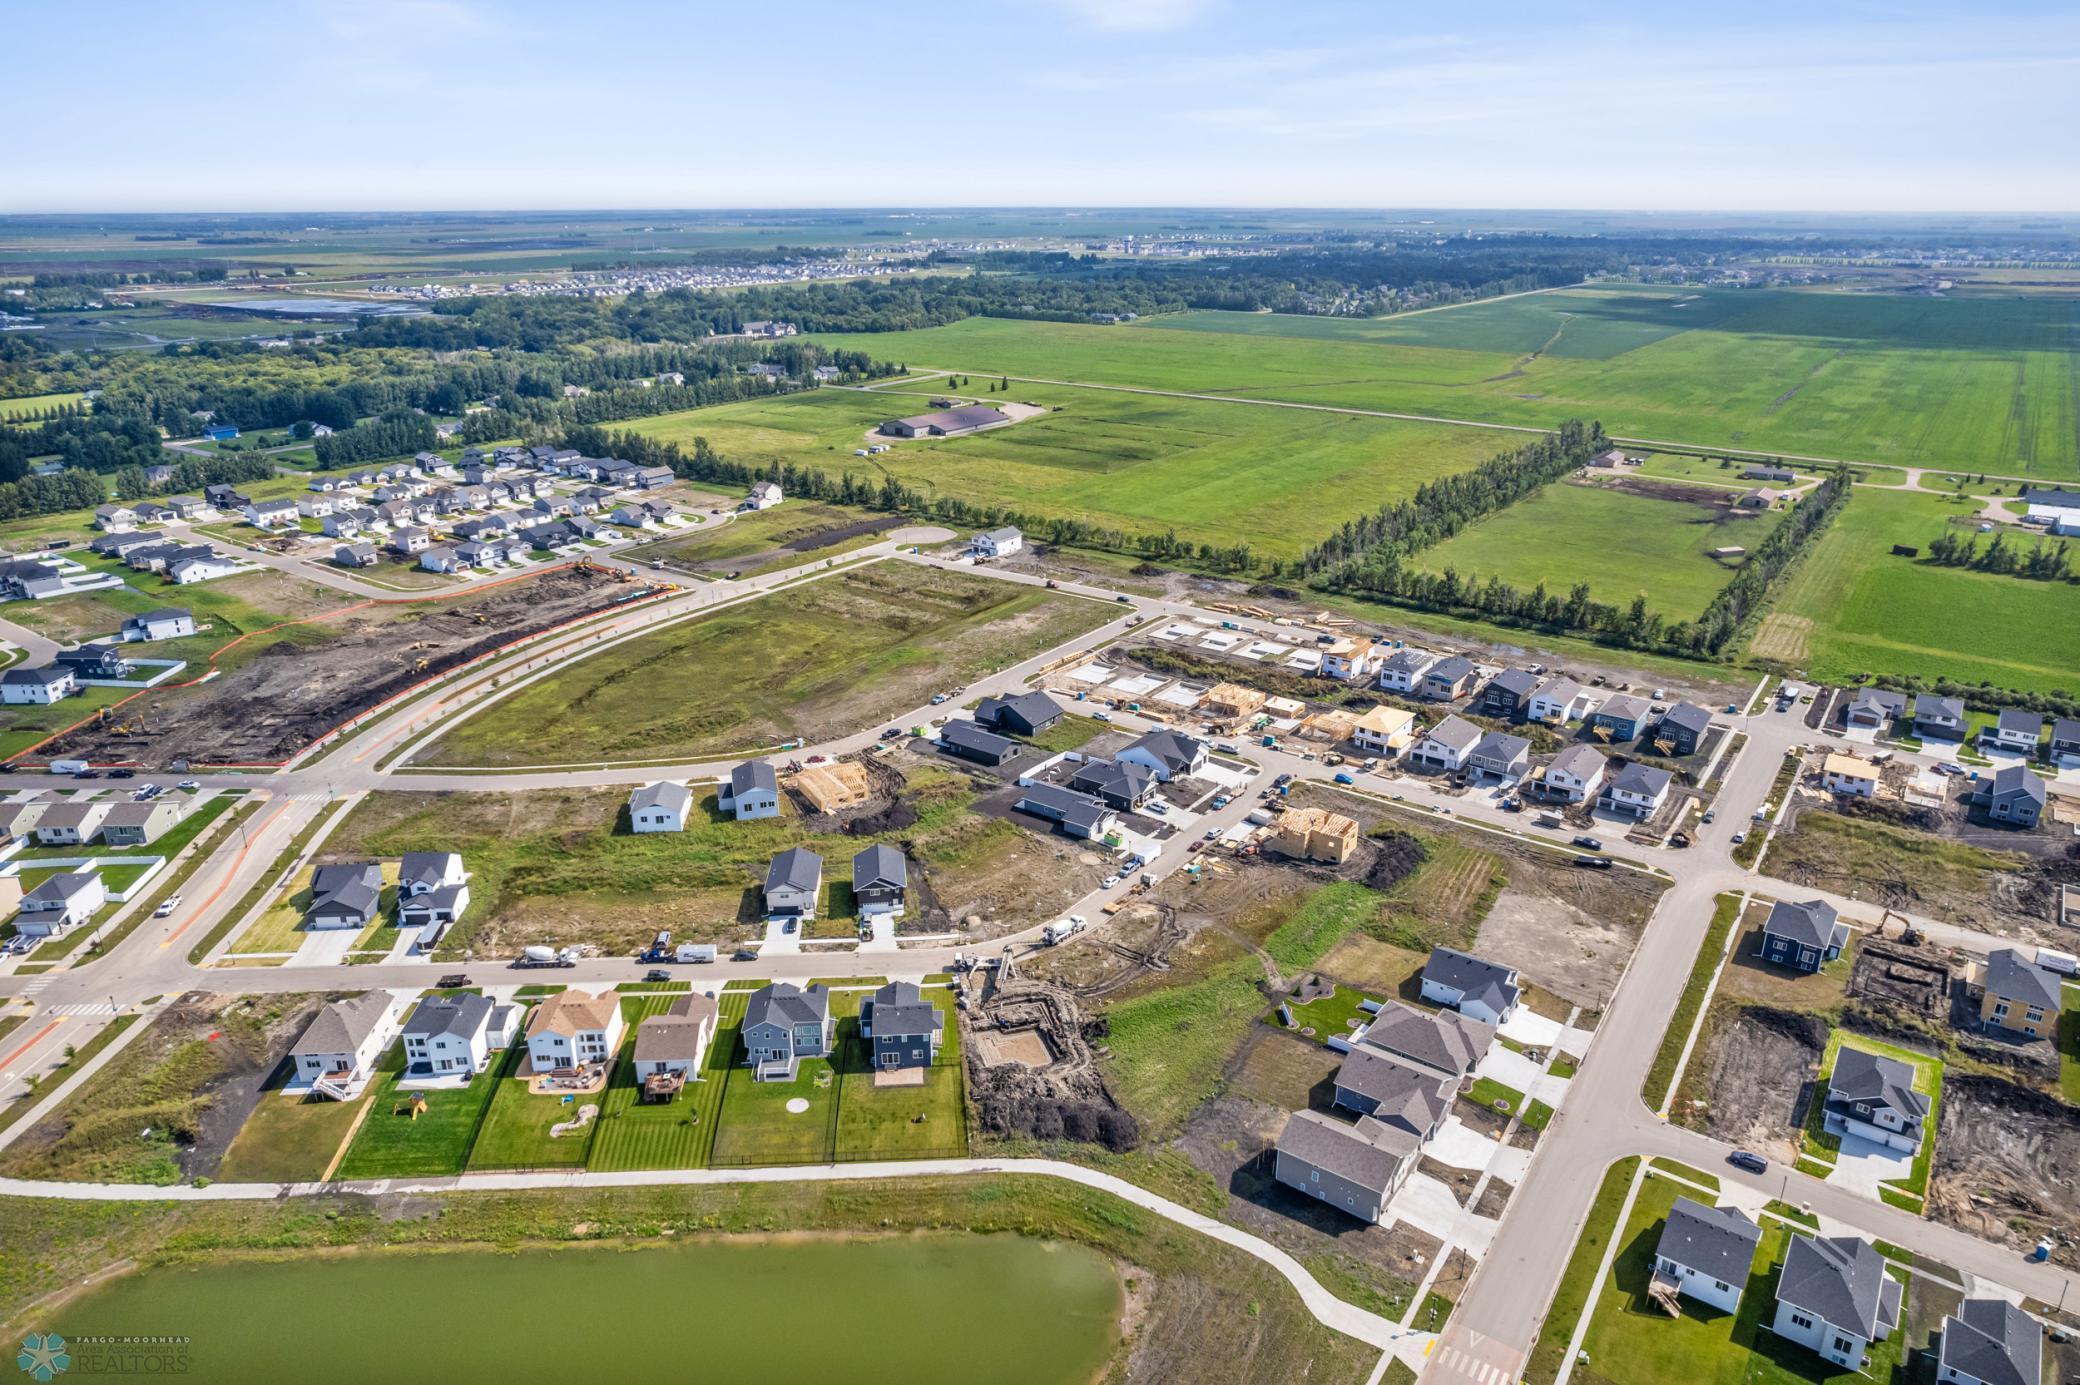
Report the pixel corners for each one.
[1653,1197,1763,1314]
[1759,899,1848,973]
[762,847,823,919]
[1913,693,1967,740]
[1068,758,1157,811]
[740,982,832,1081]
[1979,947,2062,1036]
[1540,743,1608,803]
[974,691,1064,737]
[1592,693,1653,740]
[1600,761,1674,818]
[628,780,694,833]
[1937,1298,2042,1385]
[1115,729,1208,782]
[1769,1234,1902,1370]
[290,991,394,1097]
[306,861,384,930]
[1376,648,1436,693]
[1354,1001,1492,1078]
[1419,655,1478,701]
[1824,1048,1929,1154]
[1654,702,1714,757]
[1331,1043,1457,1139]
[1981,708,2044,755]
[1478,667,1540,719]
[1410,713,1483,771]
[1978,763,2047,828]
[851,844,908,919]
[720,759,780,821]
[859,980,943,1070]
[1273,1109,1420,1224]
[938,719,1022,767]
[1466,730,1531,780]
[2053,717,2080,761]
[1012,783,1118,841]
[1420,947,1521,1024]
[1841,687,1907,730]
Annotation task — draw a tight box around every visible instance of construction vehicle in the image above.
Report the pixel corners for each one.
[413,658,431,672]
[1043,579,1059,589]
[515,945,579,969]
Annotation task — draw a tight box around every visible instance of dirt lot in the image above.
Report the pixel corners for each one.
[41,567,646,767]
[1930,1075,2080,1265]
[1672,1003,1825,1161]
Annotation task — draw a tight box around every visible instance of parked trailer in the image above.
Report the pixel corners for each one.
[48,759,91,776]
[676,943,719,964]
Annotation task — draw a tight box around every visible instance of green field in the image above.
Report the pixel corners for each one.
[814,285,2080,477]
[0,391,86,418]
[1756,485,2080,693]
[627,382,1512,557]
[333,1041,510,1179]
[586,995,734,1172]
[420,562,1116,767]
[1415,480,1778,621]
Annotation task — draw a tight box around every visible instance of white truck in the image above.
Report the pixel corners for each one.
[516,945,578,969]
[48,759,91,776]
[2036,947,2078,977]
[1042,917,1087,946]
[675,943,718,964]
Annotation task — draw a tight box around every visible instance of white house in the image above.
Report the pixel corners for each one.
[1822,1048,1927,1155]
[524,990,627,1074]
[1318,639,1386,683]
[745,480,783,510]
[121,607,195,642]
[1600,762,1674,818]
[719,761,780,820]
[1653,1197,1762,1315]
[1408,714,1481,772]
[1541,743,1607,803]
[14,871,107,936]
[1821,753,1879,798]
[1526,677,1591,725]
[1375,649,1435,694]
[2021,487,2080,535]
[170,552,240,584]
[1419,946,1521,1025]
[289,992,396,1099]
[32,802,109,846]
[401,993,518,1082]
[1350,705,1416,754]
[244,499,300,528]
[1,665,78,705]
[629,781,693,833]
[631,993,720,1087]
[970,526,1023,559]
[1113,729,1208,783]
[1937,1298,2043,1385]
[1770,1235,1901,1371]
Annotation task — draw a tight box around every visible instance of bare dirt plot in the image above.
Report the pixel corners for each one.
[1671,1003,1824,1161]
[1929,1075,2080,1263]
[40,568,642,768]
[1226,1028,1341,1110]
[1717,915,1851,1012]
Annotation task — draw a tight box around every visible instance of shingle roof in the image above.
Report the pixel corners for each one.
[865,980,943,1040]
[1987,763,2047,807]
[940,719,1019,759]
[525,989,621,1039]
[1661,702,1713,736]
[292,993,390,1057]
[1424,947,1520,1018]
[1938,1298,2042,1385]
[1334,1045,1455,1133]
[1278,1110,1414,1196]
[1069,758,1156,803]
[1469,731,1530,766]
[24,872,99,904]
[1775,1235,1901,1340]
[2054,717,2080,747]
[1763,899,1845,951]
[1381,649,1435,676]
[1015,782,1115,834]
[744,982,828,1031]
[400,852,461,890]
[1548,743,1607,780]
[1424,715,1483,752]
[729,760,778,798]
[629,781,693,816]
[1597,693,1650,723]
[1425,655,1476,682]
[1915,693,1965,723]
[764,847,823,894]
[975,691,1062,731]
[851,843,907,892]
[403,992,494,1040]
[634,993,719,1062]
[1488,668,1539,698]
[1124,729,1206,775]
[1356,1000,1492,1076]
[1607,762,1673,797]
[1994,708,2044,739]
[1983,948,2062,1012]
[1657,1197,1762,1286]
[1829,1047,1929,1123]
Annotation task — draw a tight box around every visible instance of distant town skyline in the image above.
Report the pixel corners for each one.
[8,0,2078,213]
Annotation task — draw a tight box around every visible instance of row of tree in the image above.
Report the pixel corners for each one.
[0,413,165,484]
[312,410,437,467]
[1924,528,2073,581]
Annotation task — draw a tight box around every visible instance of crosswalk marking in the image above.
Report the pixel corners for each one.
[46,1003,116,1016]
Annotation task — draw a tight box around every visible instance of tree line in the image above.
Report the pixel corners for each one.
[312,410,438,467]
[1924,528,2073,581]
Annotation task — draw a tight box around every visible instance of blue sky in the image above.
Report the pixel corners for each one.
[8,0,2078,212]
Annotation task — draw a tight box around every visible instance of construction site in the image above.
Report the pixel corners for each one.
[38,567,654,767]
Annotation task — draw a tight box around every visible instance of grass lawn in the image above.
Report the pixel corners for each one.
[1019,712,1109,755]
[2061,985,2080,1106]
[0,391,88,419]
[465,1053,601,1172]
[1262,881,1386,973]
[1415,480,1777,623]
[620,500,870,570]
[587,996,734,1172]
[1642,892,1743,1110]
[228,861,400,958]
[1278,984,1382,1046]
[420,563,1116,768]
[333,1041,511,1179]
[709,1051,840,1166]
[1464,1076,1527,1120]
[1581,1170,1908,1385]
[1098,960,1268,1138]
[1802,1030,1944,1205]
[1527,1157,1641,1384]
[216,1082,370,1183]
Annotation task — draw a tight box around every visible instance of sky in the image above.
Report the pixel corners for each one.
[7,0,2079,213]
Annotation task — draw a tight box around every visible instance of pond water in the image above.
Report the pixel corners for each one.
[41,1233,1121,1384]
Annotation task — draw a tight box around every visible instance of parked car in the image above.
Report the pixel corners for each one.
[644,968,672,983]
[1102,874,1121,889]
[733,948,760,961]
[1701,809,1715,824]
[435,973,473,988]
[1573,855,1613,869]
[1571,835,1602,850]
[1731,830,1747,845]
[1333,772,1356,785]
[1092,711,1112,722]
[109,768,136,779]
[882,728,903,740]
[178,779,200,791]
[1727,1151,1768,1174]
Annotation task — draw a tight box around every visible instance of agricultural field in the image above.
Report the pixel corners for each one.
[1413,478,1780,621]
[1755,485,2080,694]
[813,284,2080,477]
[621,498,901,577]
[419,562,1116,768]
[627,382,1511,557]
[0,390,86,418]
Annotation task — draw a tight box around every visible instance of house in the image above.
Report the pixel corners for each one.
[1351,705,1417,754]
[1842,687,1907,730]
[741,320,797,338]
[851,844,908,920]
[1737,487,1781,510]
[1973,948,2061,1040]
[1114,729,1208,782]
[1742,466,1797,484]
[398,851,466,899]
[289,992,394,1099]
[1408,714,1482,772]
[1821,753,1879,798]
[1373,649,1436,696]
[53,644,133,679]
[939,719,1022,767]
[971,526,1023,559]
[1,665,78,705]
[1759,899,1848,972]
[305,861,384,930]
[762,847,823,919]
[1068,759,1156,811]
[1653,1197,1763,1314]
[1770,1234,1902,1370]
[1352,1000,1490,1080]
[1980,709,2043,756]
[1937,1298,2043,1385]
[974,691,1064,738]
[204,484,250,510]
[169,550,240,585]
[1600,762,1674,818]
[14,871,107,936]
[90,530,166,558]
[333,543,379,568]
[1319,638,1386,683]
[1478,668,1540,720]
[1273,1110,1417,1223]
[741,983,832,1080]
[420,545,467,573]
[2053,717,2080,765]
[631,993,720,1096]
[1824,1047,1928,1154]
[94,503,141,533]
[1978,764,2046,828]
[878,405,1011,438]
[1526,677,1589,725]
[1201,682,1268,722]
[388,527,432,556]
[1913,694,1966,741]
[33,802,110,846]
[718,760,780,821]
[98,798,186,846]
[401,992,518,1080]
[1012,783,1119,841]
[1420,946,1521,1024]
[1467,731,1531,781]
[628,781,692,833]
[607,501,671,529]
[524,990,627,1074]
[859,980,943,1069]
[1540,744,1607,803]
[745,480,783,510]
[396,881,469,935]
[2021,486,2080,535]
[1653,703,1714,757]
[120,607,194,643]
[1591,693,1652,742]
[0,801,53,843]
[321,508,370,539]
[245,499,300,528]
[202,424,238,442]
[1418,655,1478,701]
[298,494,337,519]
[1267,807,1359,864]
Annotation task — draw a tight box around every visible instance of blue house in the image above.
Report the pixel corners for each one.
[1759,899,1848,973]
[202,424,239,442]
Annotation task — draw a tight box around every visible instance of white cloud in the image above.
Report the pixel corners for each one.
[1038,0,1215,33]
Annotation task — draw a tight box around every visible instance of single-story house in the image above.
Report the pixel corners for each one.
[762,847,823,919]
[170,550,241,585]
[1759,898,1848,973]
[1012,783,1118,841]
[741,982,831,1081]
[1420,946,1521,1025]
[31,802,108,846]
[98,798,187,846]
[333,543,379,568]
[1841,687,1907,730]
[1823,1047,1928,1155]
[629,781,693,833]
[524,990,627,1074]
[306,861,384,930]
[974,691,1064,738]
[1409,714,1482,772]
[1599,762,1674,819]
[1114,729,1208,782]
[1769,1234,1901,1370]
[1821,753,1879,798]
[719,760,780,821]
[1068,758,1157,811]
[1653,1197,1763,1315]
[939,719,1022,767]
[1742,466,1797,484]
[859,980,943,1069]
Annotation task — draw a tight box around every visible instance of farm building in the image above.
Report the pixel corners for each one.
[879,405,1012,439]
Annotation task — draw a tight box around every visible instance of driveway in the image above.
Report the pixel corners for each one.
[1829,1132,1914,1200]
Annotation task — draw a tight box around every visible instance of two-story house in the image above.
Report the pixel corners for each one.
[858,981,944,1070]
[1823,1047,1928,1155]
[524,990,627,1074]
[400,993,519,1083]
[741,982,832,1081]
[1770,1235,1902,1371]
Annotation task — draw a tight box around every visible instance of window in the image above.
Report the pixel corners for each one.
[2025,1006,2045,1023]
[1993,1001,2010,1019]
[1832,1336,1854,1356]
[1789,1312,1813,1329]
[1713,1280,1728,1292]
[1310,1170,1320,1183]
